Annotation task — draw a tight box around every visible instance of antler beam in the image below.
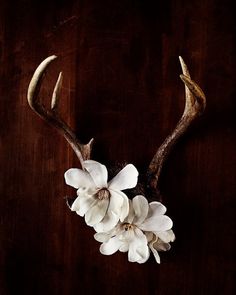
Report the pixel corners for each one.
[27,55,93,168]
[147,56,206,191]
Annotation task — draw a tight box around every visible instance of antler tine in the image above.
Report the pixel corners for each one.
[147,56,206,190]
[27,55,94,168]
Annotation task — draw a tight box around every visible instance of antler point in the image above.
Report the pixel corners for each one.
[51,71,63,110]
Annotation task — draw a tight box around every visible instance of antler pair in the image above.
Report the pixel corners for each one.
[27,55,206,193]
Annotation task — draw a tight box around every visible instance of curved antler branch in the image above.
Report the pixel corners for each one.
[27,55,93,168]
[147,56,206,190]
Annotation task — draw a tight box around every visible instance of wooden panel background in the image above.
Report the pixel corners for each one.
[0,0,235,294]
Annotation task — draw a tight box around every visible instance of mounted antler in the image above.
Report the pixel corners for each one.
[27,55,206,192]
[147,56,206,191]
[27,55,93,168]
[27,55,206,264]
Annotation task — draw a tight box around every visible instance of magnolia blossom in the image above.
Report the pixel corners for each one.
[64,160,138,232]
[94,195,175,264]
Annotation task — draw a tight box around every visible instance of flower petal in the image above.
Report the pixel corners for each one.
[139,215,173,232]
[108,164,138,191]
[155,230,175,243]
[154,240,171,251]
[94,232,112,243]
[71,193,97,216]
[85,199,109,226]
[116,191,129,222]
[94,191,124,232]
[150,248,161,264]
[136,246,150,264]
[132,195,149,225]
[64,168,93,189]
[94,211,119,233]
[149,236,161,264]
[147,201,167,218]
[128,228,149,263]
[109,190,124,215]
[83,160,108,188]
[70,197,80,212]
[119,242,129,252]
[100,236,123,255]
[125,199,135,224]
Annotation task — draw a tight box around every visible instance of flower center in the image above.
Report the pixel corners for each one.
[96,188,110,200]
[122,223,134,231]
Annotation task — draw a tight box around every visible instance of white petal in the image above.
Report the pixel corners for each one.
[132,195,149,225]
[108,164,138,191]
[64,168,93,189]
[125,199,135,224]
[155,230,175,243]
[94,211,119,233]
[147,201,166,218]
[94,233,109,243]
[139,215,173,232]
[85,198,109,226]
[137,247,150,264]
[128,228,149,263]
[128,247,141,262]
[70,196,80,211]
[94,232,112,243]
[100,236,123,255]
[119,242,129,252]
[77,186,97,196]
[94,191,124,232]
[109,190,124,215]
[117,191,129,222]
[83,160,108,188]
[151,249,161,264]
[149,238,161,264]
[72,193,97,216]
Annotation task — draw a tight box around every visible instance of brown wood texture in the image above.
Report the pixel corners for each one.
[0,0,235,294]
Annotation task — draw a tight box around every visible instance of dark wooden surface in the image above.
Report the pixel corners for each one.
[0,0,235,294]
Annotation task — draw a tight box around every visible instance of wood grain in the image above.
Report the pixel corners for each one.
[0,0,235,294]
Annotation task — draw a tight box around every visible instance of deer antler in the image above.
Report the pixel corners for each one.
[147,56,206,191]
[28,56,205,191]
[27,55,93,168]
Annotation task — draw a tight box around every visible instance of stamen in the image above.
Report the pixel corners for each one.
[96,188,110,200]
[123,223,133,231]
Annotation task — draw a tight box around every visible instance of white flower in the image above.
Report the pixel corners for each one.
[64,160,138,232]
[94,195,175,264]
